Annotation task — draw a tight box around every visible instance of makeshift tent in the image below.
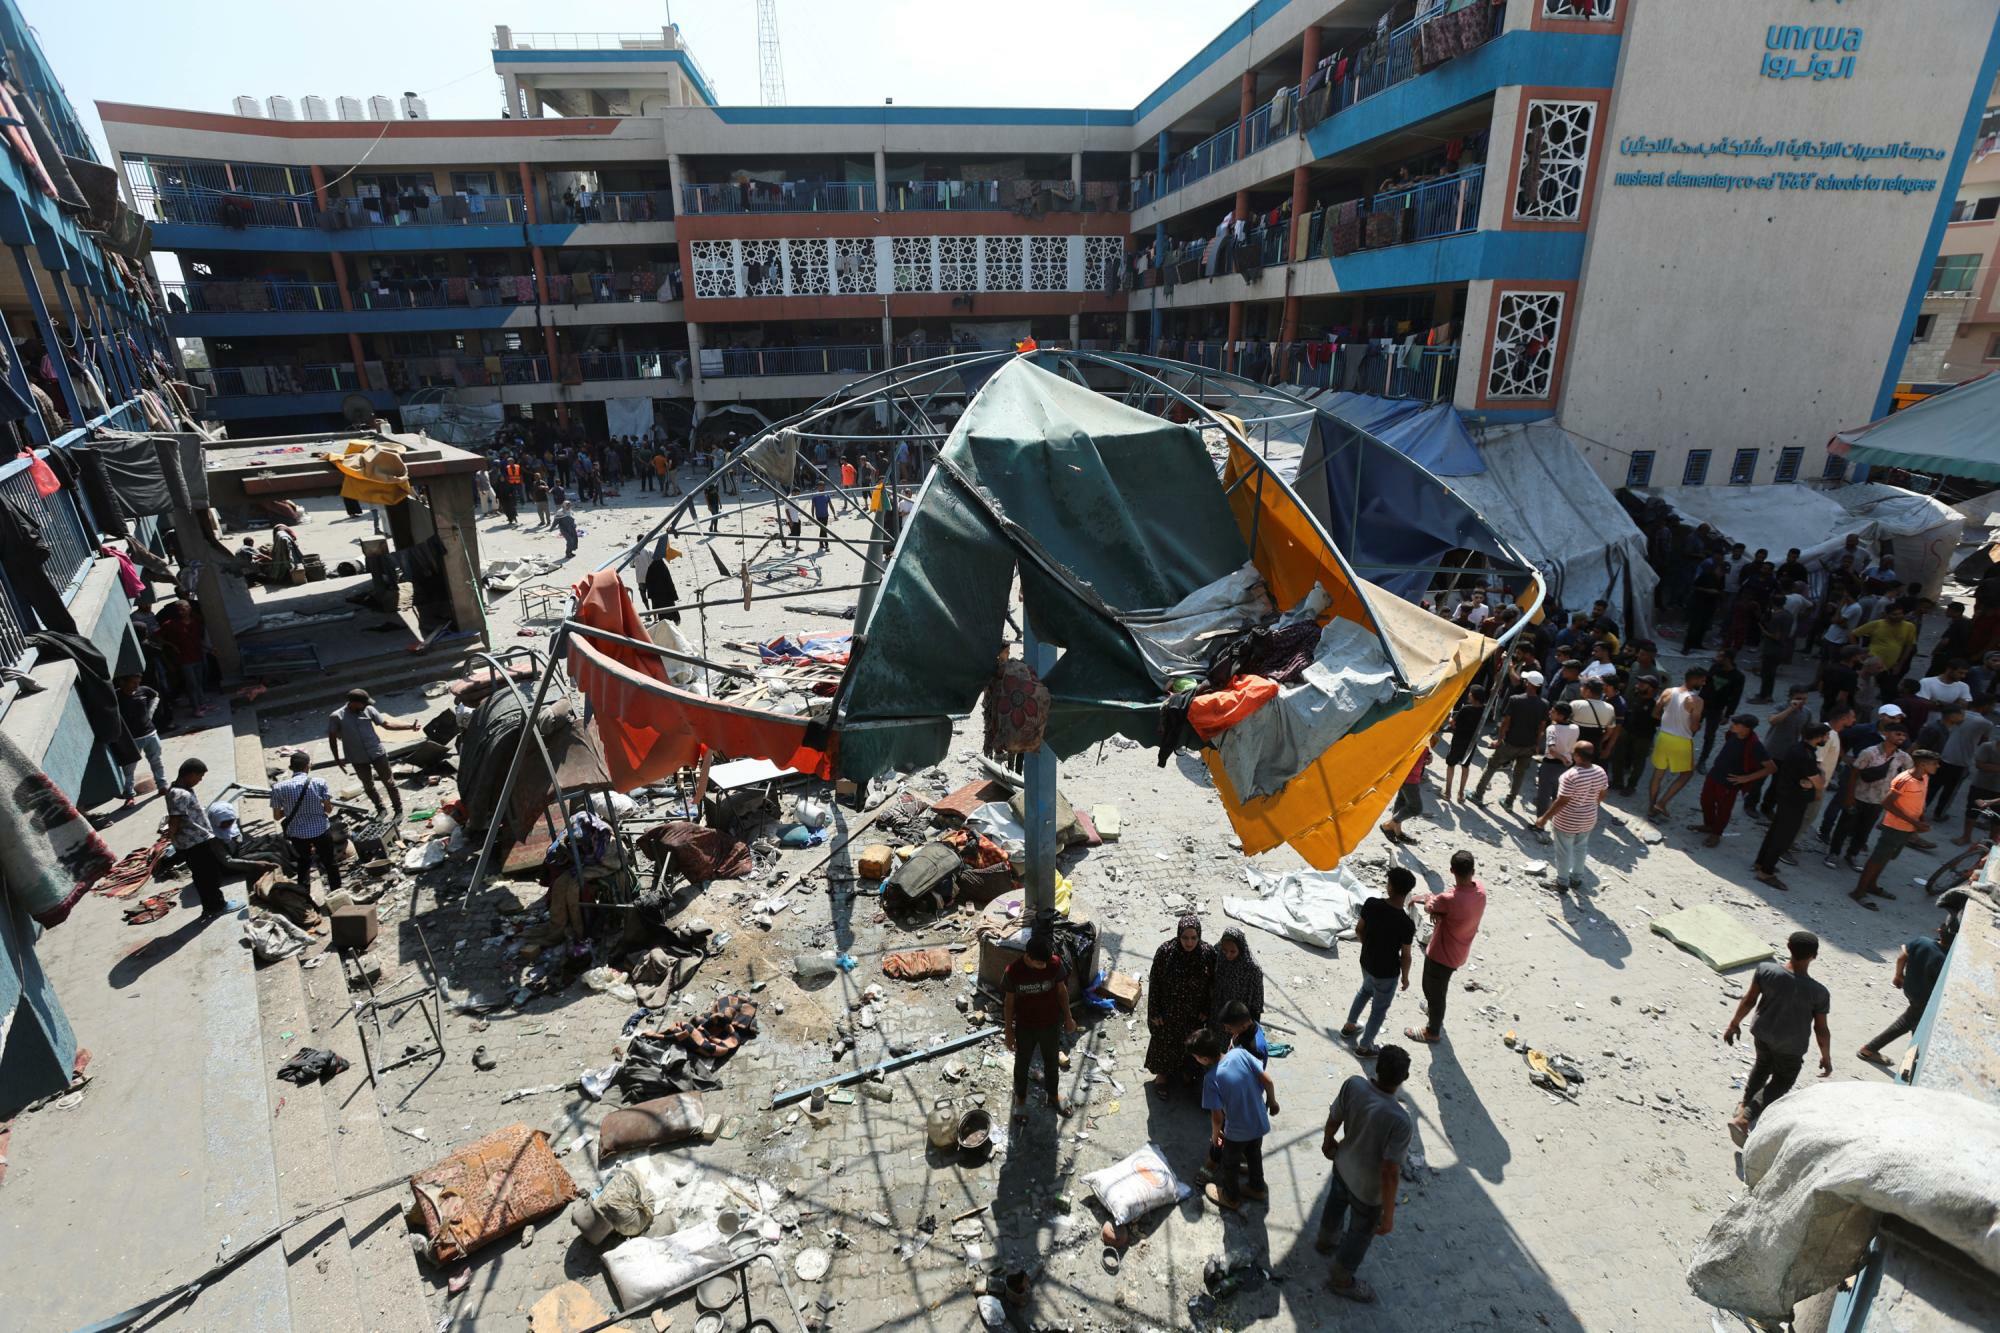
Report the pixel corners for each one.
[566,570,831,788]
[1632,482,1963,598]
[1315,393,1486,476]
[1830,372,2000,481]
[832,357,1495,868]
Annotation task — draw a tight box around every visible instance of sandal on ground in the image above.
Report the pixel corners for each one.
[1355,1044,1381,1058]
[1403,1026,1439,1044]
[1849,893,1880,911]
[1868,888,1896,900]
[1339,1024,1362,1037]
[1203,1183,1240,1212]
[1049,1095,1072,1118]
[1857,1047,1891,1066]
[1328,1277,1377,1304]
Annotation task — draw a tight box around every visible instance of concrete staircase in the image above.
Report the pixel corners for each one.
[245,637,487,716]
[235,718,436,1333]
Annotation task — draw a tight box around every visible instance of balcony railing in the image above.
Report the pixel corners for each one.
[163,280,342,314]
[1318,166,1486,259]
[501,31,671,49]
[574,351,674,381]
[704,345,882,378]
[679,181,877,215]
[324,193,531,228]
[884,179,1126,213]
[1300,6,1503,133]
[547,190,674,224]
[202,363,369,396]
[344,269,681,309]
[892,342,1012,364]
[0,416,118,666]
[1286,345,1461,403]
[140,189,319,229]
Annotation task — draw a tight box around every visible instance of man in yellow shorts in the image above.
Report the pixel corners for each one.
[1649,666,1708,820]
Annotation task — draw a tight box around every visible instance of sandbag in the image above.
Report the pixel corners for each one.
[598,1092,707,1159]
[1688,1082,2000,1320]
[886,842,960,905]
[1084,1142,1190,1225]
[601,1222,737,1309]
[882,947,954,980]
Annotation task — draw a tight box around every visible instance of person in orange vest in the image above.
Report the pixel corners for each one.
[498,457,522,526]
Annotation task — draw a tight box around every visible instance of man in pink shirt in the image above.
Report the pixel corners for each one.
[1405,849,1487,1045]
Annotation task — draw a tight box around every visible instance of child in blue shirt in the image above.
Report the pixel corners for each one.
[1190,1027,1279,1211]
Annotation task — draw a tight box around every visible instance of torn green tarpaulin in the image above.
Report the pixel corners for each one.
[833,358,1253,781]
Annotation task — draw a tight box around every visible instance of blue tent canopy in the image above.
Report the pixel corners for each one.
[1320,394,1486,476]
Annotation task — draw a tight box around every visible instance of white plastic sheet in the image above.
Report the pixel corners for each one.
[1223,864,1374,950]
[601,1222,737,1309]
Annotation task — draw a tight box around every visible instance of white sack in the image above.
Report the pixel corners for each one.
[601,1222,737,1309]
[1687,1081,2000,1320]
[1223,864,1374,950]
[1083,1142,1191,1225]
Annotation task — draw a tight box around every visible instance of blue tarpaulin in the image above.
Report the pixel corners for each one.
[1320,394,1486,476]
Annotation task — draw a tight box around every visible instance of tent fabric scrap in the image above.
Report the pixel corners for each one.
[1214,617,1405,800]
[1223,863,1375,950]
[324,439,414,507]
[409,1123,579,1263]
[1831,371,2000,482]
[1122,562,1275,684]
[1687,1082,2000,1321]
[1648,903,1775,972]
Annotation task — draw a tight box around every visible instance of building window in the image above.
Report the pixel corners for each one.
[1912,313,1936,343]
[1950,195,2000,222]
[938,236,978,292]
[1486,290,1565,400]
[1927,254,1980,296]
[689,239,738,299]
[983,235,1026,292]
[1541,0,1616,16]
[1987,332,2000,360]
[1625,450,1654,487]
[789,238,830,296]
[1775,446,1804,483]
[1822,453,1848,481]
[1514,100,1597,222]
[1729,449,1759,485]
[891,236,934,293]
[1027,236,1068,292]
[833,238,874,294]
[1683,449,1712,485]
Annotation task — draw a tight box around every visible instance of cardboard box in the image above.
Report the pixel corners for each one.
[330,904,379,952]
[1099,970,1142,1011]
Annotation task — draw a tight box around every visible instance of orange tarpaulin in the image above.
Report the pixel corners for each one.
[567,571,831,788]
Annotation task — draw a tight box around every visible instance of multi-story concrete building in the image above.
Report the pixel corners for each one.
[1899,80,2000,391]
[102,0,2000,488]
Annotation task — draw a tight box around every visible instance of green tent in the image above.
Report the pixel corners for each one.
[833,358,1262,780]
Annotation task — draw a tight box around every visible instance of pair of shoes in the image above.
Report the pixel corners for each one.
[199,899,246,921]
[1202,1183,1240,1212]
[1822,855,1840,868]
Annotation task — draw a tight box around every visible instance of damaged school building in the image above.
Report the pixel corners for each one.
[2,2,1999,1332]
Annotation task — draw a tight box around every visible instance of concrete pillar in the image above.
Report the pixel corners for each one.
[880,314,893,374]
[1234,188,1250,224]
[1289,165,1312,262]
[873,149,888,208]
[666,153,687,218]
[1069,313,1082,346]
[311,164,370,384]
[426,473,488,640]
[687,319,707,409]
[1123,309,1136,348]
[1071,151,1083,192]
[1237,70,1256,158]
[1280,292,1301,344]
[525,79,544,118]
[503,72,522,118]
[1300,25,1322,85]
[1225,300,1244,373]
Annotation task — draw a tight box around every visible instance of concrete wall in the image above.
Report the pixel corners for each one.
[1558,0,2000,488]
[7,558,143,808]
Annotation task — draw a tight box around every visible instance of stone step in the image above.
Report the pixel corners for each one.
[245,640,484,716]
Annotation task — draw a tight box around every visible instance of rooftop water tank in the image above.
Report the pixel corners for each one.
[266,95,296,120]
[231,95,264,117]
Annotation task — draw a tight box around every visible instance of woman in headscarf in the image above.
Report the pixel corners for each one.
[1210,927,1265,1031]
[1145,913,1215,1091]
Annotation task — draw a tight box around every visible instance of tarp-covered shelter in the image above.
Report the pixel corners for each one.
[832,357,1498,868]
[1830,373,2000,481]
[1632,482,1964,598]
[1281,399,1655,640]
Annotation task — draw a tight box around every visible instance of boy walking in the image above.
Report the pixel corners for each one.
[1191,1028,1279,1211]
[1857,919,1955,1066]
[1340,867,1415,1056]
[1316,1045,1413,1305]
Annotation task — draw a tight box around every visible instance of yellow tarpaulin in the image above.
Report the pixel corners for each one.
[324,439,414,507]
[1207,441,1496,868]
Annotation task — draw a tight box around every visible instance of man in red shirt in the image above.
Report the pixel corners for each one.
[157,601,211,716]
[1405,849,1487,1045]
[1003,936,1077,1122]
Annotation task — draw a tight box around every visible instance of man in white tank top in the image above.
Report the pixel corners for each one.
[1648,666,1709,820]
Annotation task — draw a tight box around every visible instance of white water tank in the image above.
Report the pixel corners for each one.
[367,95,396,120]
[266,95,296,120]
[231,95,265,117]
[301,95,330,121]
[401,92,428,120]
[335,95,365,121]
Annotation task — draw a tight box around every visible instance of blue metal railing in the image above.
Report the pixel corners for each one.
[203,363,366,396]
[142,189,319,229]
[577,351,670,381]
[547,189,674,223]
[1352,166,1486,252]
[884,179,1114,212]
[1301,6,1503,131]
[163,280,342,314]
[324,192,530,227]
[679,181,876,214]
[1287,345,1461,402]
[706,345,882,378]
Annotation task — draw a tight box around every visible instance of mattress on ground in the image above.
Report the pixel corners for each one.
[1649,904,1775,973]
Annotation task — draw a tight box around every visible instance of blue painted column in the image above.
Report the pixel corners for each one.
[1022,622,1059,941]
[94,289,145,402]
[1152,131,1168,352]
[0,304,50,446]
[11,244,84,425]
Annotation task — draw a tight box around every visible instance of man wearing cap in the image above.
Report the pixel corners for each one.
[327,689,418,818]
[1697,715,1774,847]
[1824,724,1910,872]
[1849,748,1941,908]
[1470,671,1548,809]
[1724,930,1831,1142]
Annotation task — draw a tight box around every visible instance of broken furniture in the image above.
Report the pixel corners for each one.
[344,945,444,1084]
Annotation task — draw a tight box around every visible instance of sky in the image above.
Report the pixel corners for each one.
[29,0,1243,160]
